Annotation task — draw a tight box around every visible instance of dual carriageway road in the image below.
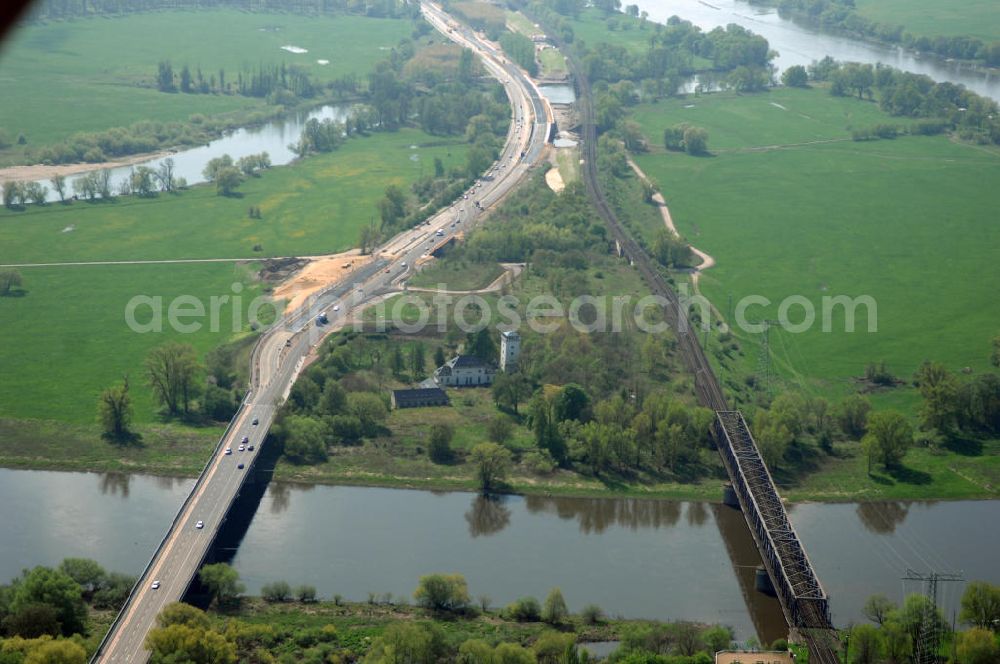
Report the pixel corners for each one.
[93,3,552,661]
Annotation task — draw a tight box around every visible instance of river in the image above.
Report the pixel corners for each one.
[2,468,997,644]
[33,103,352,202]
[631,0,1000,102]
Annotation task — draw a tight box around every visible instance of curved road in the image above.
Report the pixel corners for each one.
[92,4,551,661]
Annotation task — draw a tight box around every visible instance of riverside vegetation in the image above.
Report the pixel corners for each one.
[3,556,999,663]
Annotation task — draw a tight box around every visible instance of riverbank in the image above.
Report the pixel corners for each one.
[1,416,995,503]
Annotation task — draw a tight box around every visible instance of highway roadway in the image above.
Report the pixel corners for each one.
[92,4,551,661]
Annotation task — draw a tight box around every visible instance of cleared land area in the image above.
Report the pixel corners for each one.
[853,0,1000,42]
[0,11,411,159]
[0,131,468,263]
[632,87,1000,403]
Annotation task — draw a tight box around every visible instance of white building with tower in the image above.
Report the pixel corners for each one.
[500,330,520,372]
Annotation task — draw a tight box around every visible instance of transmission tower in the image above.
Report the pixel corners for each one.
[755,320,777,396]
[902,569,964,664]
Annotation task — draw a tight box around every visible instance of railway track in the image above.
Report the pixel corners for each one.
[528,8,843,661]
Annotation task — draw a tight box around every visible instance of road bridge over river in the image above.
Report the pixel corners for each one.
[91,3,551,660]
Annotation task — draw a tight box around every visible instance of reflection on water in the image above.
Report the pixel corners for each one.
[268,481,312,515]
[523,494,683,533]
[856,502,913,535]
[98,472,130,498]
[465,495,511,537]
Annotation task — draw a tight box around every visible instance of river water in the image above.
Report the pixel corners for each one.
[34,103,352,202]
[631,0,1000,102]
[2,468,997,643]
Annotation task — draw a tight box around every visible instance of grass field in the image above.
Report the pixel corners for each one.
[0,261,266,423]
[408,258,505,291]
[854,0,1000,43]
[631,88,1000,407]
[0,131,468,263]
[569,8,655,55]
[0,10,411,154]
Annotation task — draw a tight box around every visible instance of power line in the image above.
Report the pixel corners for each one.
[901,569,964,664]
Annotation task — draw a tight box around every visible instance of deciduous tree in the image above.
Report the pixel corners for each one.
[98,376,133,440]
[960,581,1000,630]
[470,442,511,494]
[863,410,913,470]
[146,342,200,415]
[197,563,243,607]
[413,573,469,612]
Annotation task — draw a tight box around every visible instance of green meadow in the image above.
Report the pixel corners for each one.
[853,0,1000,43]
[0,130,468,263]
[631,88,1000,405]
[0,261,265,424]
[0,129,468,443]
[0,10,411,153]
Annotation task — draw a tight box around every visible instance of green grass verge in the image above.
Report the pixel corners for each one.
[538,47,568,78]
[408,259,506,291]
[0,417,221,476]
[854,0,1000,43]
[0,10,411,155]
[631,88,1000,404]
[780,437,1000,502]
[506,10,540,38]
[0,130,469,263]
[555,147,580,184]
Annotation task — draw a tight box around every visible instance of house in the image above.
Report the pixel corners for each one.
[434,355,496,387]
[391,387,450,409]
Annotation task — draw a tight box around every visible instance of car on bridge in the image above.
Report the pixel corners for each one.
[151,581,160,590]
[252,418,259,425]
[224,448,232,455]
[195,521,204,529]
[237,463,245,470]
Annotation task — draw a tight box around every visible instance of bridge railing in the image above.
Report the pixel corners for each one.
[714,410,831,629]
[90,388,251,663]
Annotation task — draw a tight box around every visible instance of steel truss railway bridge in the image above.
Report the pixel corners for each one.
[522,3,841,659]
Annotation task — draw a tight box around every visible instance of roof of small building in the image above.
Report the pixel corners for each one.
[391,387,449,403]
[448,354,492,369]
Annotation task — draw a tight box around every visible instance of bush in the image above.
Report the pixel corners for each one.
[261,580,291,602]
[542,588,568,624]
[581,604,604,625]
[413,573,470,612]
[505,596,541,622]
[428,423,454,463]
[295,585,317,602]
[524,450,557,475]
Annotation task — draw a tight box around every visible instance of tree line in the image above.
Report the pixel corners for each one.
[847,583,1000,664]
[0,558,135,662]
[155,60,318,101]
[806,58,1000,147]
[136,565,740,663]
[765,0,1000,66]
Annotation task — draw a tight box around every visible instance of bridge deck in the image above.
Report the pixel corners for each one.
[715,411,832,630]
